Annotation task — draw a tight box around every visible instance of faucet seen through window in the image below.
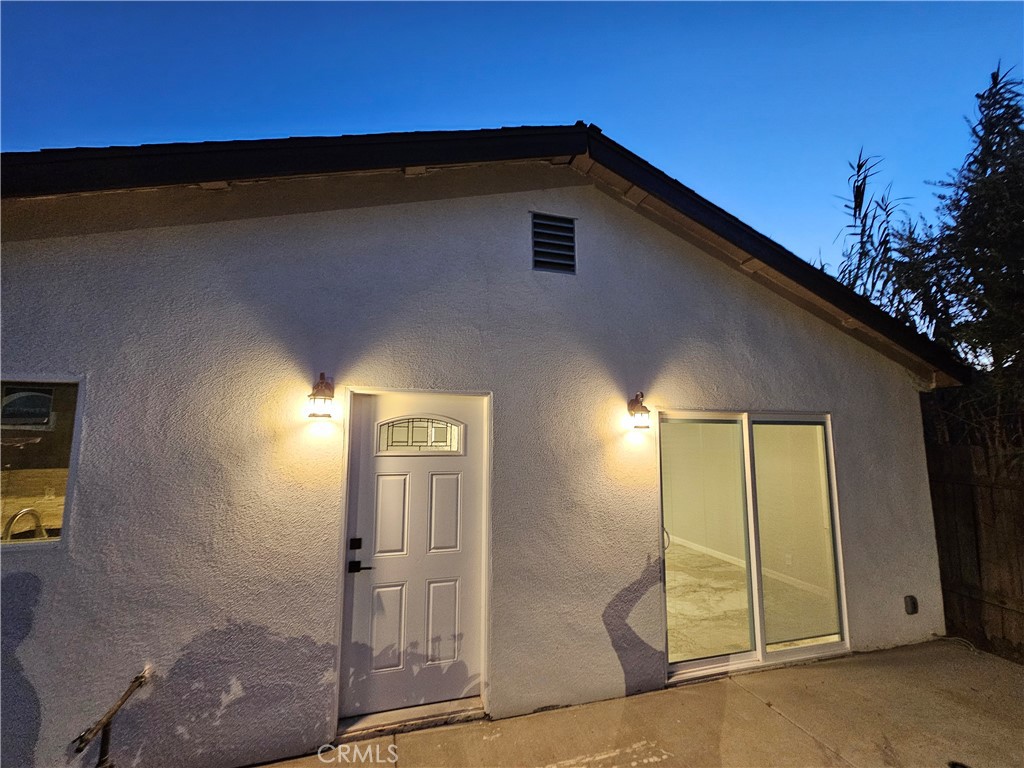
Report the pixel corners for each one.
[1,381,79,543]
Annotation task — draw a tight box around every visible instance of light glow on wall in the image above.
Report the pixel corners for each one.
[596,391,657,490]
[619,411,650,448]
[306,418,340,439]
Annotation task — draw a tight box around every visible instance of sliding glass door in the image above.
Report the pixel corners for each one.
[660,413,845,673]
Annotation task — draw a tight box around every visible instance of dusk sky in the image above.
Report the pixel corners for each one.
[2,2,1020,270]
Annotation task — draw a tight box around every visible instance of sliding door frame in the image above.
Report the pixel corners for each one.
[658,409,851,684]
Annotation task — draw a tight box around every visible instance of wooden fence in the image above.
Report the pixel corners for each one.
[927,444,1024,662]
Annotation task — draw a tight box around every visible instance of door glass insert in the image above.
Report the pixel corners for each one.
[752,422,842,650]
[660,418,754,662]
[377,417,461,455]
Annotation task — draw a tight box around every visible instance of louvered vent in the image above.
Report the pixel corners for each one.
[532,212,576,273]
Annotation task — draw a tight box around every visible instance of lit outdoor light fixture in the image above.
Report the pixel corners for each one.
[307,372,335,418]
[627,391,651,429]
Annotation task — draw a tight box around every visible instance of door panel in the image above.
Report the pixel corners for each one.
[341,392,484,717]
[752,422,842,649]
[426,579,460,663]
[660,418,755,663]
[374,474,409,555]
[370,584,406,670]
[428,473,461,552]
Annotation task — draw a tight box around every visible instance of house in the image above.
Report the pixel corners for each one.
[0,123,968,768]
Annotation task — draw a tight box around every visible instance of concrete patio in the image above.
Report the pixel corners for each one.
[266,640,1022,768]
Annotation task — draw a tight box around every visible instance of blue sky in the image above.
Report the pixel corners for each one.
[2,2,1020,269]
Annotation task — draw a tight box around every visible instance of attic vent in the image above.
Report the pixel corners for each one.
[532,212,576,273]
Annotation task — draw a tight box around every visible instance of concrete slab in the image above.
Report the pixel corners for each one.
[733,640,1024,768]
[257,641,1022,768]
[257,737,396,767]
[394,680,843,767]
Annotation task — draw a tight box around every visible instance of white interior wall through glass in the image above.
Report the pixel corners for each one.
[660,414,844,666]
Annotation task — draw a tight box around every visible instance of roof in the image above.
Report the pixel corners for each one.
[0,122,970,386]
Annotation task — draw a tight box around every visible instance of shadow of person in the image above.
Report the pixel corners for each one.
[2,572,42,768]
[602,556,665,695]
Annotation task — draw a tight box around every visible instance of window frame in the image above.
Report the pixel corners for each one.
[1,373,86,551]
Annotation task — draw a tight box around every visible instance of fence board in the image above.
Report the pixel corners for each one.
[927,444,1023,664]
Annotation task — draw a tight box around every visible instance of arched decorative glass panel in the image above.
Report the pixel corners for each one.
[377,416,462,455]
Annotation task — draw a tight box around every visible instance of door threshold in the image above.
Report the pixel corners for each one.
[667,646,851,686]
[337,697,485,742]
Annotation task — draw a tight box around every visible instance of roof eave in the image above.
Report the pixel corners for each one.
[0,122,971,387]
[581,129,971,387]
[0,124,590,198]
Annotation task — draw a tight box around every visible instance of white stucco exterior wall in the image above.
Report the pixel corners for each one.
[1,166,944,767]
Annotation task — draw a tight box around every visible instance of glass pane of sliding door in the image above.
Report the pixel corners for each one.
[660,418,754,663]
[752,422,842,651]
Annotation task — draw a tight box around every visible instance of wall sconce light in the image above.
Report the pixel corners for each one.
[307,372,335,418]
[627,391,651,429]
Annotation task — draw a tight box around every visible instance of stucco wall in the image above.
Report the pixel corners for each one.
[0,167,944,767]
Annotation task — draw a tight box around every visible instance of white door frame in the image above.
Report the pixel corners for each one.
[331,386,493,721]
[655,407,851,683]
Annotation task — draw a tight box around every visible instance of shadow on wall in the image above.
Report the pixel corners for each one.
[342,639,479,714]
[2,573,42,768]
[93,623,337,768]
[602,556,665,696]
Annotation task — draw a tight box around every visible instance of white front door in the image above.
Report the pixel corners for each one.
[340,391,486,717]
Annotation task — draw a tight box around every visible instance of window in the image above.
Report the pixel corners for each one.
[1,381,80,543]
[377,417,462,455]
[532,212,576,273]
